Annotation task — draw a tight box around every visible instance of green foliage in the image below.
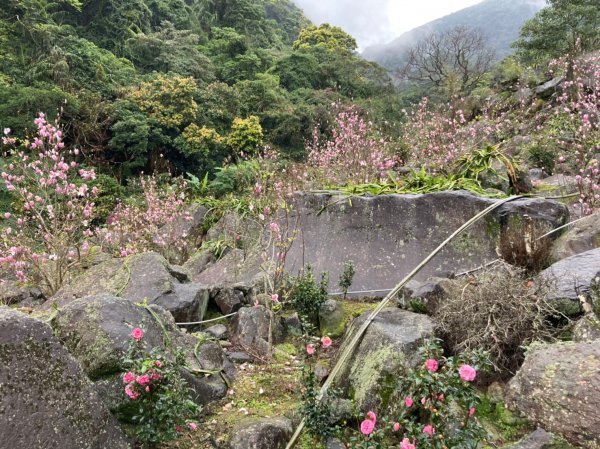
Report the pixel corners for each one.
[207,160,260,197]
[300,362,339,442]
[226,116,264,157]
[338,260,355,300]
[122,327,201,445]
[293,24,357,53]
[86,173,123,224]
[514,0,600,64]
[289,265,329,331]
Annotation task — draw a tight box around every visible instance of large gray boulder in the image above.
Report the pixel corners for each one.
[229,417,292,449]
[333,308,435,411]
[156,203,207,264]
[49,252,209,323]
[0,307,129,449]
[50,294,234,406]
[551,212,600,262]
[506,341,600,448]
[538,248,600,315]
[284,192,568,297]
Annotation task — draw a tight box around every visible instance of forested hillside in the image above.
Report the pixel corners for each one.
[0,0,400,179]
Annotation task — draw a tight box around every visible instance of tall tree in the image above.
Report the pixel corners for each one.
[513,0,600,64]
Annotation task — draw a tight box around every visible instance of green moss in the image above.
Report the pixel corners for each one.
[321,300,377,338]
[273,342,297,362]
[478,394,529,443]
[348,345,395,406]
[486,218,501,240]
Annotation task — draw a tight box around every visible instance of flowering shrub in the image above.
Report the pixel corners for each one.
[122,327,200,445]
[0,114,96,295]
[386,340,490,449]
[300,335,338,442]
[97,175,192,261]
[306,103,397,186]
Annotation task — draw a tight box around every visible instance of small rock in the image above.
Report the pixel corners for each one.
[231,306,285,357]
[572,314,600,342]
[550,211,600,262]
[227,351,254,364]
[503,428,553,449]
[206,324,228,339]
[327,437,346,449]
[535,76,562,99]
[215,287,244,315]
[319,299,346,338]
[229,417,292,449]
[282,312,302,336]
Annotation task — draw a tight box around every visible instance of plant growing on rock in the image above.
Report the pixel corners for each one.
[122,327,200,446]
[289,264,329,333]
[339,260,356,299]
[0,114,96,295]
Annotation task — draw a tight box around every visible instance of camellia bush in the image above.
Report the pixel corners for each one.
[0,114,96,295]
[349,340,491,449]
[122,327,200,445]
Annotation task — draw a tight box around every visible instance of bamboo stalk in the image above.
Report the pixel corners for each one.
[285,195,523,449]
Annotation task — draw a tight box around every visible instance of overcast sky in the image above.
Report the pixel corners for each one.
[293,0,484,50]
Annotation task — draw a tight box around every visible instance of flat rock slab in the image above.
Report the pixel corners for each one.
[285,192,568,296]
[506,340,600,447]
[0,307,129,449]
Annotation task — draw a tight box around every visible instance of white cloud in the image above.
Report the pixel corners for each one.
[293,0,485,49]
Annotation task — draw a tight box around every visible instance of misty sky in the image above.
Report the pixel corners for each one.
[293,0,484,49]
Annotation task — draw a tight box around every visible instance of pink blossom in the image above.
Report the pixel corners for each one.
[404,397,413,407]
[136,374,150,386]
[3,212,10,219]
[131,327,144,341]
[269,222,279,232]
[469,407,476,417]
[125,383,139,400]
[437,394,445,401]
[271,293,280,303]
[155,360,163,368]
[425,358,438,372]
[188,422,198,431]
[393,422,400,432]
[366,411,376,425]
[321,336,332,348]
[258,213,265,221]
[306,344,315,355]
[459,364,477,382]
[400,438,416,449]
[123,372,135,384]
[145,386,150,393]
[360,418,375,435]
[422,425,434,436]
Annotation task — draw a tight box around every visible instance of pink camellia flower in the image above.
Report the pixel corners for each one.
[421,397,427,405]
[400,438,416,449]
[423,425,434,436]
[188,422,198,431]
[4,212,10,219]
[321,335,332,348]
[125,383,139,400]
[306,344,315,355]
[360,418,375,435]
[469,407,476,417]
[393,422,400,432]
[175,425,182,433]
[136,374,150,386]
[155,360,163,368]
[366,411,376,425]
[425,358,438,372]
[405,397,413,407]
[123,372,135,384]
[459,364,477,382]
[145,386,150,393]
[437,394,445,401]
[131,327,144,341]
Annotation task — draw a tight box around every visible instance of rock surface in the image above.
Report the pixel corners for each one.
[334,308,435,411]
[229,417,292,449]
[231,306,285,357]
[538,248,600,314]
[503,428,554,449]
[50,252,209,323]
[214,287,245,314]
[0,307,129,449]
[319,299,346,338]
[551,212,600,262]
[51,294,233,405]
[506,341,600,447]
[284,192,568,297]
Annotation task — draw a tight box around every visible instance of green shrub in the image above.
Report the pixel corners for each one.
[289,265,329,332]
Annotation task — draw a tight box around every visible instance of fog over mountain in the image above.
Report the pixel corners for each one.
[362,0,546,69]
[292,0,486,50]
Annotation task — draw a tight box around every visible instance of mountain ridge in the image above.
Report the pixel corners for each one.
[362,0,546,70]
